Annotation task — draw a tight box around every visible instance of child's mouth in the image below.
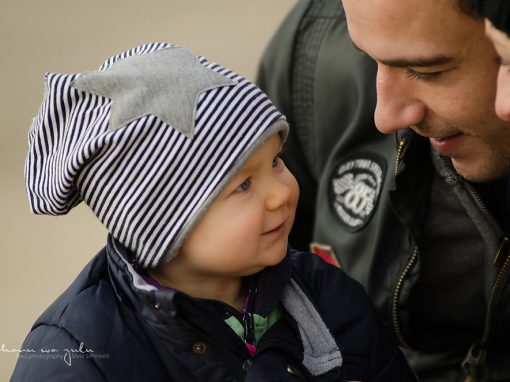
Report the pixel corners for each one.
[262,222,286,236]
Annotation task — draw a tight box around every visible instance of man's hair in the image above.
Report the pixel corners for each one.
[461,0,510,36]
[456,0,483,19]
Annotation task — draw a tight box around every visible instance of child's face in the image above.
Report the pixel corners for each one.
[485,19,510,122]
[174,133,299,278]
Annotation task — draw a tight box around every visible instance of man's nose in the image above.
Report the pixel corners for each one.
[374,65,426,134]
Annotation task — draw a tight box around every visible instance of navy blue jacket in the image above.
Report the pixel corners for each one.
[11,237,416,381]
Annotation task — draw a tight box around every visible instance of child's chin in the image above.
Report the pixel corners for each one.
[267,247,288,266]
[243,252,287,276]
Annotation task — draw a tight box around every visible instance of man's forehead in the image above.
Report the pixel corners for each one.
[343,0,481,64]
[342,0,461,17]
[343,0,472,34]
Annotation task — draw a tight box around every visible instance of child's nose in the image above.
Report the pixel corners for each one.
[265,179,291,211]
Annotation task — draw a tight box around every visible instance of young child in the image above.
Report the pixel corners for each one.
[12,43,416,381]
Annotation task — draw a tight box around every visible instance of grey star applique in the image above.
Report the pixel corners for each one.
[72,46,236,138]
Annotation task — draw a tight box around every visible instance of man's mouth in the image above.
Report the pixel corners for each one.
[432,133,462,142]
[429,133,464,154]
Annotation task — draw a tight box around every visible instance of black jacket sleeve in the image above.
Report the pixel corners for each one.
[289,251,417,381]
[10,325,106,382]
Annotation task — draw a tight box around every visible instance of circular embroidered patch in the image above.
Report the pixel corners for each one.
[329,153,386,232]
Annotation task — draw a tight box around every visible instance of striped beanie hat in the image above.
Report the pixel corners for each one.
[25,42,287,268]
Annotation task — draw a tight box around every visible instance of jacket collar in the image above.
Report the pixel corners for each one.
[105,234,292,320]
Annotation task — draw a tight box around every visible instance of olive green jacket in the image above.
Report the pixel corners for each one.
[257,1,510,381]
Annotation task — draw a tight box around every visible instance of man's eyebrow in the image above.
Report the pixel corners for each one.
[379,56,453,68]
[351,41,454,67]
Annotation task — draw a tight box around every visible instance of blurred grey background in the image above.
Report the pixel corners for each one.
[0,0,296,378]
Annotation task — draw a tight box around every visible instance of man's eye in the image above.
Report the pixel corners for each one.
[235,179,251,193]
[405,69,442,81]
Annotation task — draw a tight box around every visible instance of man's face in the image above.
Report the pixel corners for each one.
[342,0,510,181]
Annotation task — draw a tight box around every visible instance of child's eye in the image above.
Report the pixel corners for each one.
[496,55,509,66]
[235,179,251,193]
[496,55,510,73]
[272,155,283,168]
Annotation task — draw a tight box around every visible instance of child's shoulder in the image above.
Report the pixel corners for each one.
[12,248,169,381]
[11,249,116,379]
[287,248,374,316]
[288,250,382,361]
[287,249,365,299]
[286,249,416,381]
[287,249,377,344]
[36,248,112,329]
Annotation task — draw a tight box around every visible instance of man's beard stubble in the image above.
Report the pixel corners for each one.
[413,119,510,182]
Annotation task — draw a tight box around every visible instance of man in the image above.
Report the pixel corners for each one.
[257,0,510,380]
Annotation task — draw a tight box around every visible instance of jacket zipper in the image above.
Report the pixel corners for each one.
[395,137,406,177]
[460,180,510,371]
[462,242,510,373]
[461,179,510,265]
[391,246,418,348]
[390,136,413,347]
[485,249,510,339]
[393,135,510,372]
[462,181,502,236]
